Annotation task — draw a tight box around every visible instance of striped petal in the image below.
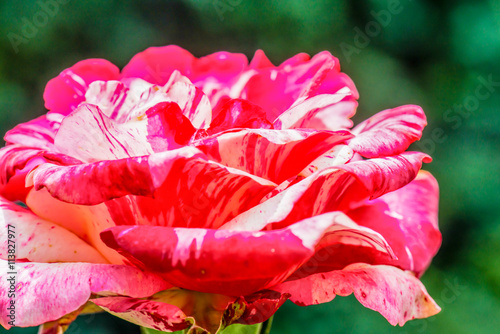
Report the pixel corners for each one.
[25,188,126,265]
[0,196,106,263]
[44,59,120,115]
[222,152,430,232]
[28,147,275,229]
[53,102,196,163]
[101,212,392,296]
[0,261,170,329]
[273,94,357,131]
[242,52,351,119]
[349,105,427,158]
[3,113,62,148]
[274,263,440,326]
[348,171,441,275]
[195,128,352,184]
[92,289,235,334]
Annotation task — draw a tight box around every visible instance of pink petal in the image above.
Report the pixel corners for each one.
[0,196,107,263]
[349,105,427,158]
[191,51,248,83]
[249,50,274,69]
[348,171,441,275]
[121,45,195,85]
[0,261,170,329]
[44,59,120,115]
[274,263,441,326]
[196,128,352,184]
[222,152,430,231]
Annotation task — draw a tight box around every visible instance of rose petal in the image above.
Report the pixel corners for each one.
[0,196,107,263]
[340,151,432,199]
[91,296,191,333]
[3,113,62,149]
[196,128,352,184]
[242,51,354,121]
[349,105,427,158]
[348,171,441,275]
[0,261,170,329]
[233,290,289,326]
[207,99,273,134]
[249,50,274,69]
[273,94,357,131]
[274,263,440,326]
[54,102,197,163]
[121,45,195,85]
[44,59,120,115]
[92,289,235,334]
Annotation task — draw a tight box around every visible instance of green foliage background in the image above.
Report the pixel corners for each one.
[0,0,499,333]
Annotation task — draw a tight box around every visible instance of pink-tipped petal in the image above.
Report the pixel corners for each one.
[44,59,120,115]
[349,105,427,158]
[275,263,440,326]
[349,171,441,275]
[0,261,170,329]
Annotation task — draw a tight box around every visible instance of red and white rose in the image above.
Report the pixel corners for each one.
[0,45,441,333]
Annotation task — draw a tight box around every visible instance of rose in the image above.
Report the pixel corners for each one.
[0,45,441,333]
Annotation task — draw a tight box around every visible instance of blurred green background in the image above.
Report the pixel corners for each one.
[1,0,499,333]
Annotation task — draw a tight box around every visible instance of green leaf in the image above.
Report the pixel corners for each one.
[219,323,262,334]
[140,319,272,334]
